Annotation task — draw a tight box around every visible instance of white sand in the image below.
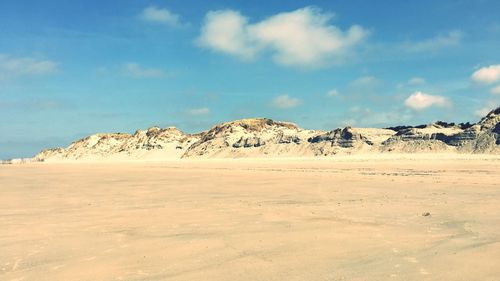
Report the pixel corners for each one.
[1,156,500,280]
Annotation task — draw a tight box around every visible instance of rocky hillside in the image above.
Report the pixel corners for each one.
[182,118,321,158]
[382,107,500,153]
[27,107,500,162]
[34,127,199,161]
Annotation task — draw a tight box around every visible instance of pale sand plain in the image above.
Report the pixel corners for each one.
[1,155,500,281]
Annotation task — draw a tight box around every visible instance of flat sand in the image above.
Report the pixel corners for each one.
[1,156,500,280]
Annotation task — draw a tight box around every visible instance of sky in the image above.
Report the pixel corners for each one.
[1,0,500,159]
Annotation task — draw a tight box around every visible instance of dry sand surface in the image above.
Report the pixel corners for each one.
[1,155,500,281]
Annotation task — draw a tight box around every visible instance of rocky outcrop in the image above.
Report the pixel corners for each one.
[308,127,374,147]
[34,148,66,161]
[381,108,500,153]
[34,127,199,161]
[28,106,500,162]
[232,136,266,148]
[182,118,319,158]
[381,124,461,152]
[308,127,395,155]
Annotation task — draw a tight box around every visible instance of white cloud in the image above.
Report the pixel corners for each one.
[197,7,368,67]
[249,8,367,67]
[407,30,463,52]
[0,55,58,80]
[186,107,210,116]
[338,118,358,127]
[490,85,500,95]
[398,77,426,89]
[475,100,500,117]
[404,91,450,111]
[342,106,412,127]
[197,10,257,60]
[347,76,382,95]
[407,77,426,85]
[122,63,164,78]
[471,65,500,84]
[140,5,181,26]
[349,76,380,88]
[475,107,493,117]
[271,95,302,109]
[326,89,339,97]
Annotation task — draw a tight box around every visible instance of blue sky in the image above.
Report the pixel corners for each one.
[1,0,500,159]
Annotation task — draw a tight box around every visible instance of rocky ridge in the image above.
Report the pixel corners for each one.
[20,107,500,162]
[34,126,200,161]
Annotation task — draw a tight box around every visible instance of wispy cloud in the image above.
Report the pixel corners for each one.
[121,63,164,78]
[140,5,181,27]
[471,64,500,84]
[0,54,58,80]
[475,107,492,117]
[326,89,339,97]
[474,100,500,117]
[271,95,302,109]
[404,91,450,111]
[407,77,426,85]
[349,76,381,88]
[186,107,210,116]
[197,7,368,68]
[405,30,464,52]
[346,76,383,97]
[397,77,426,90]
[490,85,500,95]
[342,106,412,127]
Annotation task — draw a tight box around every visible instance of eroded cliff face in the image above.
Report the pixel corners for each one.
[307,127,396,156]
[34,127,199,161]
[31,107,500,162]
[381,108,500,154]
[181,118,321,158]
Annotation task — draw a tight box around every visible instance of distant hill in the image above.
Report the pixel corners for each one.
[10,106,500,163]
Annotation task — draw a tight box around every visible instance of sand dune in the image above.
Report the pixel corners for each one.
[22,106,499,163]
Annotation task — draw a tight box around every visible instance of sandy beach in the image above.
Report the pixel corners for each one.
[1,156,500,281]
